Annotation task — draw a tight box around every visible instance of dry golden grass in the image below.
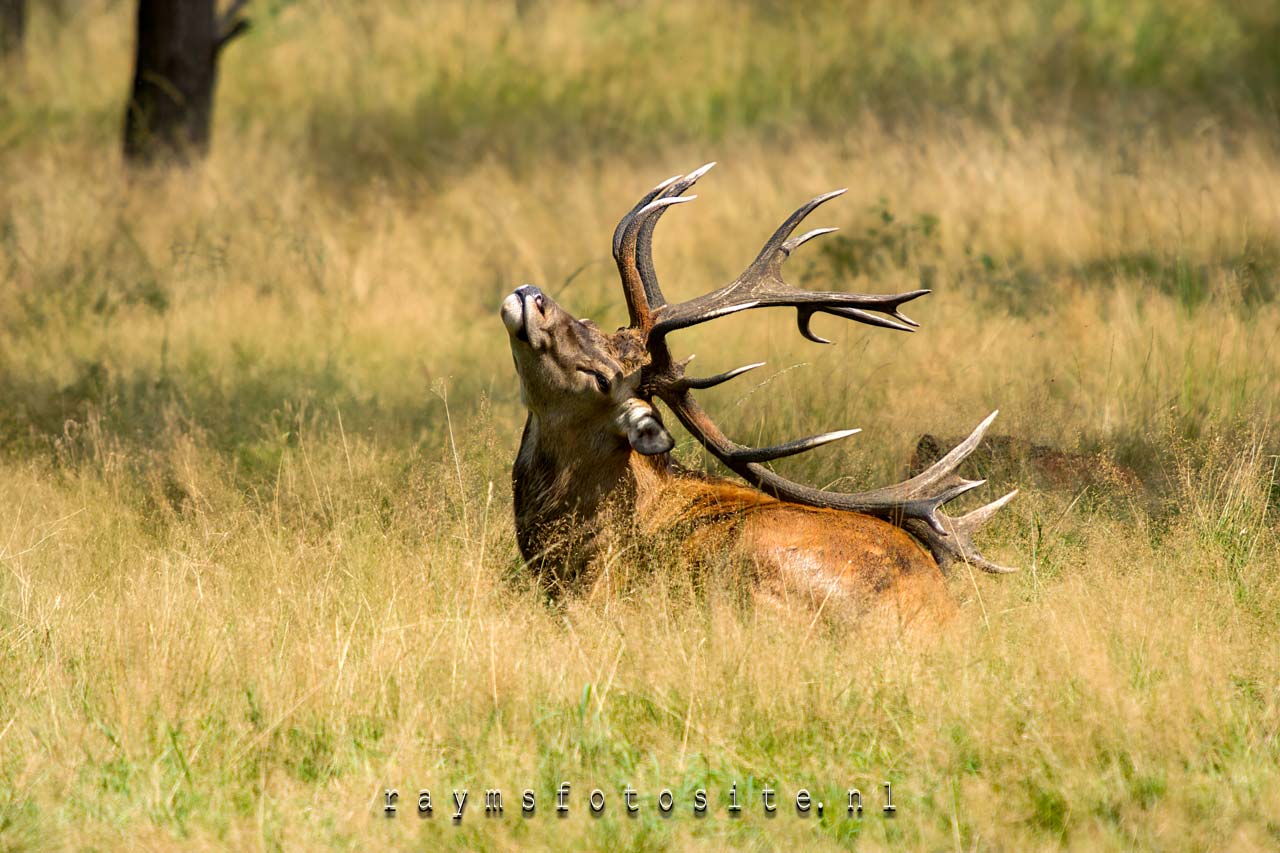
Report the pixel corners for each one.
[2,1,1279,850]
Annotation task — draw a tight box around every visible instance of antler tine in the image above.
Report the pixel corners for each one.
[784,226,839,252]
[798,304,919,343]
[612,173,681,264]
[757,187,847,260]
[636,162,716,306]
[610,162,716,331]
[677,361,767,390]
[957,486,1019,529]
[648,188,931,341]
[611,174,681,330]
[617,195,696,330]
[729,429,862,464]
[904,488,1020,574]
[657,384,861,464]
[781,228,927,340]
[896,410,999,496]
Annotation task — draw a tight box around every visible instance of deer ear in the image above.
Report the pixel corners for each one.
[626,412,674,455]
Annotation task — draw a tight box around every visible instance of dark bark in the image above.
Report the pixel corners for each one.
[122,0,250,166]
[0,0,25,58]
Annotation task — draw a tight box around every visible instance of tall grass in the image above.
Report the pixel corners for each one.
[1,1,1279,849]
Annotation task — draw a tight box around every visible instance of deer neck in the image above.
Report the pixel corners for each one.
[512,413,671,576]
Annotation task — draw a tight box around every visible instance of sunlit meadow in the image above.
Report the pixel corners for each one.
[1,1,1278,849]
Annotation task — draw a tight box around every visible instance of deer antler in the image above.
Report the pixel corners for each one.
[612,165,1018,574]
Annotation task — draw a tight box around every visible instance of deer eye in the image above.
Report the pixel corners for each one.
[581,369,611,394]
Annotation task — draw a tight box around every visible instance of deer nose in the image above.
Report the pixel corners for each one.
[514,284,545,312]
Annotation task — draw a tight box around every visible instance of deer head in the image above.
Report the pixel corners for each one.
[500,284,673,458]
[502,163,1017,576]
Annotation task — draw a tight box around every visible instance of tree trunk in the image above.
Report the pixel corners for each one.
[122,0,249,166]
[0,0,25,58]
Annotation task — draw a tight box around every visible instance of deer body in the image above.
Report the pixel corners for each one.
[502,165,1017,620]
[513,412,952,617]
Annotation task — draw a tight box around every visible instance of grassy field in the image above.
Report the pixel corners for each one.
[2,1,1279,849]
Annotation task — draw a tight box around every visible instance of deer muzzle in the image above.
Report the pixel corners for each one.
[501,284,548,347]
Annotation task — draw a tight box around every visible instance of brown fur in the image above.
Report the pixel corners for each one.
[572,450,954,624]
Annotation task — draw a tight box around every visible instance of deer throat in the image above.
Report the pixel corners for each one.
[511,415,669,582]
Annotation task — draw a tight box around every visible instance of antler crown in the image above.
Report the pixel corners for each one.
[612,164,1018,574]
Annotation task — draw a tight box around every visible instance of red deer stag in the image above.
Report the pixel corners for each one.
[501,164,1018,619]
